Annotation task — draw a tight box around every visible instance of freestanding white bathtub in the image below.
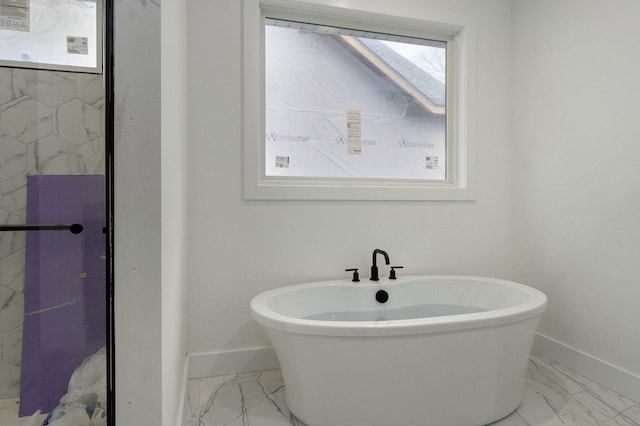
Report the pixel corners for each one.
[250,276,547,426]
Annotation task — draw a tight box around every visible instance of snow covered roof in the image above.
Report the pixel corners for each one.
[339,36,446,115]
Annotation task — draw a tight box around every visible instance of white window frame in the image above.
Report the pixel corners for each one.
[0,0,103,74]
[243,0,476,200]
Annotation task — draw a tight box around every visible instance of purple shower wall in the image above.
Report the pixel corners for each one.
[19,175,105,416]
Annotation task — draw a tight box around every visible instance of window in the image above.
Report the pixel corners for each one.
[0,0,102,73]
[266,19,447,181]
[244,1,476,200]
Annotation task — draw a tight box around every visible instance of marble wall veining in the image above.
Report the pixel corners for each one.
[0,67,104,399]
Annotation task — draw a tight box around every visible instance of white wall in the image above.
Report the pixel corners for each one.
[513,0,640,380]
[115,0,189,422]
[161,0,189,424]
[114,0,162,424]
[186,0,514,356]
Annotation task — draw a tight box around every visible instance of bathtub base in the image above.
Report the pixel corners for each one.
[266,318,538,426]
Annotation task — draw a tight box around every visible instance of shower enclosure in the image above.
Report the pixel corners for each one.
[0,0,113,424]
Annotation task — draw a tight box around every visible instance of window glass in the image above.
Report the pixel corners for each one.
[265,18,447,181]
[0,0,101,73]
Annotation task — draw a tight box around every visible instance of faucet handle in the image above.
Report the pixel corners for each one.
[389,266,404,280]
[345,268,360,282]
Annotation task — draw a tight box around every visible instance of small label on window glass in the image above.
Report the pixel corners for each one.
[67,36,89,55]
[426,156,439,169]
[0,0,29,32]
[275,156,290,168]
[347,110,362,155]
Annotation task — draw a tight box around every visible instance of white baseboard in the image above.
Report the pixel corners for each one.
[184,336,640,405]
[176,356,190,426]
[187,347,279,380]
[533,333,640,402]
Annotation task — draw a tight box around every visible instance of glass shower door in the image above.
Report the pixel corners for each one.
[0,32,108,426]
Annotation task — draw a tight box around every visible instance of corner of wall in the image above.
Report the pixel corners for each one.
[533,333,640,403]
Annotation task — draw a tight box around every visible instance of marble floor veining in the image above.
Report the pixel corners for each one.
[2,352,639,425]
[184,353,640,426]
[0,398,48,426]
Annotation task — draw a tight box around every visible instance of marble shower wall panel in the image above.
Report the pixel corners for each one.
[0,67,104,399]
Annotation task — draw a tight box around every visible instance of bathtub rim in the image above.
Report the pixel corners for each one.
[250,275,547,337]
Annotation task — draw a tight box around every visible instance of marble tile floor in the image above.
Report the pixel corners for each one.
[0,398,47,426]
[2,352,638,425]
[184,353,640,426]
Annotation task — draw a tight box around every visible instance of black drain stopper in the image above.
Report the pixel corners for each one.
[375,290,389,304]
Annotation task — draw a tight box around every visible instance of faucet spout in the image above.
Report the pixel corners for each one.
[370,249,390,281]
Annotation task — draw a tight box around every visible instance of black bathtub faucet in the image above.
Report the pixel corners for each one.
[370,249,390,281]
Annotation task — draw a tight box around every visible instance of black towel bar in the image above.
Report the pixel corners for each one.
[0,224,84,234]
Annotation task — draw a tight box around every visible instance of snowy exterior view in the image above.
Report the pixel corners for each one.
[0,0,99,71]
[265,19,447,181]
